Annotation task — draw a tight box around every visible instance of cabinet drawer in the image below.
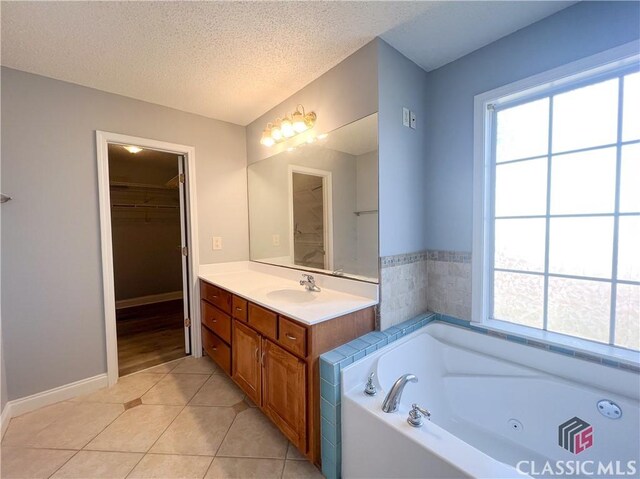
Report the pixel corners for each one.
[201,301,231,344]
[248,303,277,340]
[278,317,307,358]
[200,281,231,314]
[232,296,248,322]
[202,326,231,375]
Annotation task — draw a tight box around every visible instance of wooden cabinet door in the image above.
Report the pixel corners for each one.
[262,339,307,452]
[232,320,261,405]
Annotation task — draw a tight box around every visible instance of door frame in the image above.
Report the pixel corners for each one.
[287,165,334,271]
[96,131,201,386]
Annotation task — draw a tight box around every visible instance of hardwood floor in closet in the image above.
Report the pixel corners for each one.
[116,299,186,376]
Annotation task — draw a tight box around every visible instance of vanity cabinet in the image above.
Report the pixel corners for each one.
[262,339,306,450]
[231,320,261,405]
[199,278,375,465]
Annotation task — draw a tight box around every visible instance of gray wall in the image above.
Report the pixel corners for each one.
[1,68,248,400]
[424,1,640,252]
[377,39,428,257]
[246,40,378,165]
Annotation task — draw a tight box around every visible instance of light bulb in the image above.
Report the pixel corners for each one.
[281,116,295,138]
[123,145,143,154]
[271,121,283,141]
[260,129,275,147]
[292,109,307,133]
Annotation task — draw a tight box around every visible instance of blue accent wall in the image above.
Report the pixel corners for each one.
[424,1,640,252]
[378,39,429,256]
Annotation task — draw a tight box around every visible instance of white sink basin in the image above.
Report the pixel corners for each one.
[266,289,317,303]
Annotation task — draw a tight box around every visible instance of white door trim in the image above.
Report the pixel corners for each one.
[96,131,201,386]
[287,165,334,271]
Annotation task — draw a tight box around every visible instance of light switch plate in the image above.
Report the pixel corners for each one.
[212,237,222,250]
[410,111,417,129]
[402,107,410,127]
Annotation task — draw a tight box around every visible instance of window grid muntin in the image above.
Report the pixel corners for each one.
[489,67,639,350]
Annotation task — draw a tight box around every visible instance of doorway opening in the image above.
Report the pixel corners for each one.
[288,165,333,270]
[108,145,190,376]
[97,132,200,386]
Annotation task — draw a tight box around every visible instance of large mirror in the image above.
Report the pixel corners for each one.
[248,113,379,282]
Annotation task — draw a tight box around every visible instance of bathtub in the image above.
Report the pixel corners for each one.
[342,322,640,479]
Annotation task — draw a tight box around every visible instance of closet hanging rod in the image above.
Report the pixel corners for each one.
[111,203,179,210]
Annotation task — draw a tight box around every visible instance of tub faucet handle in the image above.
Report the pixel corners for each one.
[364,372,377,396]
[407,403,431,427]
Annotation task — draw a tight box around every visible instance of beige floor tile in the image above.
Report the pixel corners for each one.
[142,374,209,405]
[171,356,219,375]
[282,460,325,479]
[72,374,164,404]
[205,457,284,479]
[4,402,125,450]
[150,406,236,456]
[138,358,185,374]
[50,450,143,478]
[286,442,306,460]
[217,408,288,459]
[0,447,76,479]
[128,454,213,479]
[84,405,182,452]
[2,402,76,447]
[189,374,244,407]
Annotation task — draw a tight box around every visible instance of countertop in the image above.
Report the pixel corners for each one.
[198,262,378,325]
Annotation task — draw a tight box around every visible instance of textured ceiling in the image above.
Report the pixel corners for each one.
[1,1,573,126]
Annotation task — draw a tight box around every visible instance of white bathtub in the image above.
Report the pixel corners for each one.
[342,322,640,479]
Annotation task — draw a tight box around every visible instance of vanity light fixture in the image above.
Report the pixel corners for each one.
[123,145,143,154]
[259,104,317,147]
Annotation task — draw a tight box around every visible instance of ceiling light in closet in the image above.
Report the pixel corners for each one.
[123,145,143,154]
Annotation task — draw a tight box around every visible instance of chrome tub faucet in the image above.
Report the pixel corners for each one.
[382,374,418,413]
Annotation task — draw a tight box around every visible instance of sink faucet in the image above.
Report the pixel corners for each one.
[382,374,417,413]
[300,274,321,292]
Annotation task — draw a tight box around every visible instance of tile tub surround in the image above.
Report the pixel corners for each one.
[379,255,429,329]
[379,249,471,329]
[426,251,472,321]
[1,356,324,479]
[319,312,639,479]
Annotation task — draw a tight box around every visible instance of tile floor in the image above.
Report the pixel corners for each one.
[1,356,325,479]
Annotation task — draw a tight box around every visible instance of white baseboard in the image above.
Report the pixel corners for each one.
[1,373,108,438]
[1,402,12,438]
[115,291,183,309]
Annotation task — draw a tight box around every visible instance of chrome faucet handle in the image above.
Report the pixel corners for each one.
[364,372,377,396]
[407,403,431,427]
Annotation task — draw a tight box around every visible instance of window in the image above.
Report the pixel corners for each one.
[473,45,640,356]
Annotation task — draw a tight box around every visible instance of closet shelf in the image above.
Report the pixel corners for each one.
[110,181,176,191]
[354,209,378,216]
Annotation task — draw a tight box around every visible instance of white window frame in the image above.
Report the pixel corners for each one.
[472,41,640,365]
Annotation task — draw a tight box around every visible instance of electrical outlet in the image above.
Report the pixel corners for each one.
[272,234,280,246]
[410,111,417,129]
[402,107,410,127]
[212,237,222,250]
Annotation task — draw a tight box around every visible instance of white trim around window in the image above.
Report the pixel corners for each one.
[472,41,640,365]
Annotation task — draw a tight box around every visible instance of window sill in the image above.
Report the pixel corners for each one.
[479,318,640,367]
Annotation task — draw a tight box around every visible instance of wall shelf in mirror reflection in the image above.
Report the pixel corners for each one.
[249,112,379,283]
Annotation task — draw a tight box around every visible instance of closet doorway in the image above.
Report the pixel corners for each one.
[97,132,200,386]
[109,145,189,376]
